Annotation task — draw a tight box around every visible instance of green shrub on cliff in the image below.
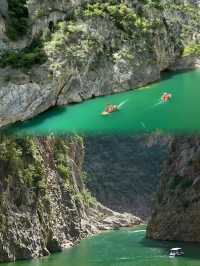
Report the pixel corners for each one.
[34,8,45,19]
[6,0,29,40]
[142,0,163,9]
[0,136,46,190]
[73,188,96,208]
[0,39,47,69]
[167,2,200,42]
[57,164,69,182]
[0,49,46,69]
[54,139,70,184]
[182,43,200,57]
[44,1,159,75]
[83,3,152,34]
[44,20,102,73]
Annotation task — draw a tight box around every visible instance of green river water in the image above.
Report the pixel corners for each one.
[4,69,200,136]
[2,226,200,266]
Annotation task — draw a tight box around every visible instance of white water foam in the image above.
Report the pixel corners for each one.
[147,100,163,111]
[127,229,146,234]
[143,100,164,114]
[131,230,146,233]
[118,100,128,109]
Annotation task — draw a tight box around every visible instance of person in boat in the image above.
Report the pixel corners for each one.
[105,104,118,113]
[161,92,172,102]
[105,104,112,113]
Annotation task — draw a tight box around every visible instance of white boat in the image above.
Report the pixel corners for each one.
[169,247,184,257]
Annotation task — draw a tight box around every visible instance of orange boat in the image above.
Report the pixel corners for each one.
[101,104,118,116]
[161,92,172,103]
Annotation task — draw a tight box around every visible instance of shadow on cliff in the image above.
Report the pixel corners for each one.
[161,68,195,82]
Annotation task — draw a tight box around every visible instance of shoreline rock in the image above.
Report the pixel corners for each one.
[0,0,199,128]
[170,56,200,71]
[0,135,142,263]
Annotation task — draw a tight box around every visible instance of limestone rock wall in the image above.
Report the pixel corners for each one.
[83,135,172,220]
[0,136,87,262]
[0,135,141,262]
[147,136,200,242]
[0,0,199,127]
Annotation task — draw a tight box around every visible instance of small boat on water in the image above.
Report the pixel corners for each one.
[101,104,119,116]
[169,247,184,257]
[161,92,172,103]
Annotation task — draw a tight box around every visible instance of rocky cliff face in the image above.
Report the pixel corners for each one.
[0,135,88,262]
[0,135,141,262]
[84,135,172,220]
[0,0,199,127]
[147,136,200,242]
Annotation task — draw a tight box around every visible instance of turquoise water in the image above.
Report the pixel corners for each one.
[3,69,200,136]
[2,226,200,266]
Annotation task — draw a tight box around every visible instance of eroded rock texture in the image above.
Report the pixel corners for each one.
[147,136,200,242]
[84,135,172,220]
[0,0,199,127]
[0,135,141,262]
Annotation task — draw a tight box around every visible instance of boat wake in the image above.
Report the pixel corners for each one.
[146,100,163,111]
[153,100,163,107]
[129,229,146,234]
[118,100,128,109]
[142,99,163,113]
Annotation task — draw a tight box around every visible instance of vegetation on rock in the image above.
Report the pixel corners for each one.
[1,0,199,73]
[6,0,29,40]
[83,135,170,220]
[53,136,96,208]
[82,3,153,33]
[0,38,47,69]
[182,43,200,57]
[0,135,92,262]
[0,136,45,189]
[147,137,200,242]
